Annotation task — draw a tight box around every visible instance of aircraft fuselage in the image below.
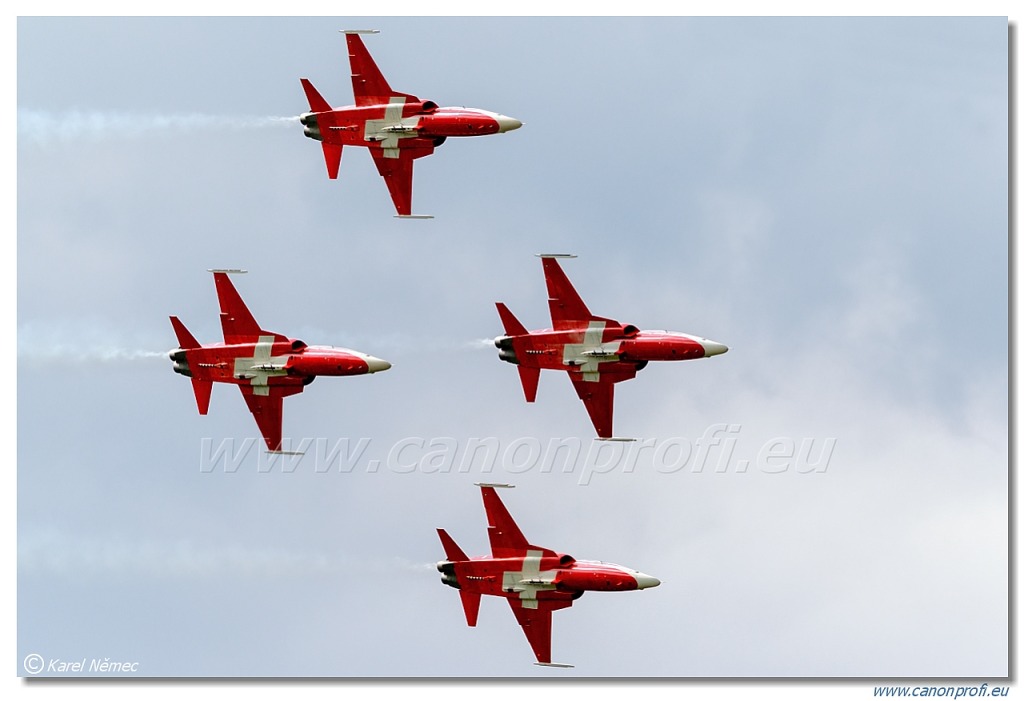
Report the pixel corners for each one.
[170,341,390,387]
[438,555,660,603]
[495,326,728,375]
[301,103,521,147]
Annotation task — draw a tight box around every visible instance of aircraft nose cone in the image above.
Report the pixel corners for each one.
[365,356,392,373]
[635,572,661,589]
[700,339,729,357]
[495,114,523,133]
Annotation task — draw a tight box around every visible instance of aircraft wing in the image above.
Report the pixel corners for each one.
[508,600,553,664]
[213,272,287,345]
[369,141,435,216]
[506,598,575,666]
[238,384,304,452]
[568,369,636,439]
[480,485,559,559]
[345,32,419,107]
[480,485,532,557]
[541,256,619,331]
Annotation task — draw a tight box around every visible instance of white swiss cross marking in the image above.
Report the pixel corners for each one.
[233,335,289,396]
[363,97,420,159]
[502,549,558,609]
[562,321,622,382]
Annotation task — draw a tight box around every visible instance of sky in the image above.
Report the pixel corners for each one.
[14,13,1009,685]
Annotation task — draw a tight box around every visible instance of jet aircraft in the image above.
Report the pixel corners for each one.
[437,483,660,667]
[494,255,728,439]
[168,270,391,452]
[299,30,522,218]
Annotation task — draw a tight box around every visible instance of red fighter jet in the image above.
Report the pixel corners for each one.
[437,483,660,667]
[495,255,729,439]
[168,270,391,452]
[299,30,522,218]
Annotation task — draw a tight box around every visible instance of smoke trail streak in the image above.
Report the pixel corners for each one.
[20,345,168,363]
[467,338,498,350]
[19,528,434,579]
[18,320,496,364]
[286,325,500,356]
[18,321,170,364]
[17,108,299,146]
[20,530,340,578]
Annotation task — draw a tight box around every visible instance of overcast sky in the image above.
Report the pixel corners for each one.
[15,15,1008,681]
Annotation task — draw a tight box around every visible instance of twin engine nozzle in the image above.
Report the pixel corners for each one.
[437,560,460,589]
[494,336,518,365]
[169,349,192,377]
[300,112,322,141]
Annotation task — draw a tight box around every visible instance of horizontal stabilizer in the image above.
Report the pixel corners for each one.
[322,142,343,180]
[437,528,469,562]
[459,590,481,628]
[518,366,540,403]
[169,316,200,349]
[496,303,529,337]
[191,378,213,415]
[299,78,332,113]
[535,662,574,669]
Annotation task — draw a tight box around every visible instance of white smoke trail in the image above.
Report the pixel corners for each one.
[467,337,498,350]
[287,325,500,355]
[24,345,169,363]
[19,528,434,579]
[18,320,170,365]
[19,530,340,578]
[18,319,497,364]
[17,108,299,147]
